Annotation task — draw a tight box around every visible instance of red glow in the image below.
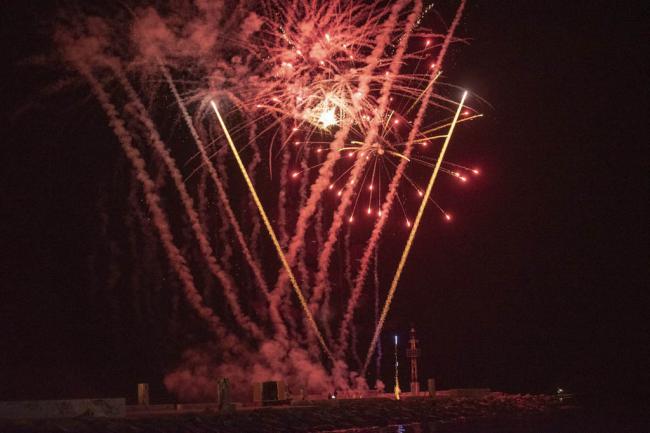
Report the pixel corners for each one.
[292,172,299,178]
[472,168,480,175]
[444,214,452,221]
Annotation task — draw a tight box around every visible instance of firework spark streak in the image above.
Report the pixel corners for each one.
[211,100,335,363]
[362,89,469,377]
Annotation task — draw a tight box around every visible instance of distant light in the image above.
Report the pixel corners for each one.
[329,184,334,190]
[378,210,383,217]
[337,190,343,196]
[406,219,411,227]
[460,176,467,182]
[349,216,354,223]
[417,190,423,197]
[394,335,398,344]
[393,119,399,125]
[325,33,331,42]
[444,214,452,221]
[429,62,436,69]
[426,40,431,47]
[367,208,372,215]
[472,168,480,175]
[462,110,470,116]
[291,172,299,178]
[292,127,298,132]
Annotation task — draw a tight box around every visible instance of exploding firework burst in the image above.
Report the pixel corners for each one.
[52,0,477,400]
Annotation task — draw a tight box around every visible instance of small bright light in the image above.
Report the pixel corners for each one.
[348,152,354,158]
[367,208,372,215]
[292,127,298,132]
[406,219,411,227]
[422,141,428,147]
[472,168,480,175]
[349,216,354,223]
[417,190,423,197]
[368,185,373,191]
[294,141,300,145]
[444,214,452,221]
[394,335,398,344]
[325,33,331,42]
[378,210,383,216]
[393,119,399,125]
[329,184,334,190]
[426,39,431,46]
[296,49,302,55]
[460,176,467,182]
[292,172,299,178]
[319,60,325,66]
[318,108,337,128]
[337,190,343,196]
[317,148,323,153]
[429,62,436,69]
[462,110,470,116]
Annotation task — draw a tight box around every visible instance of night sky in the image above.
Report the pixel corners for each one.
[1,1,646,402]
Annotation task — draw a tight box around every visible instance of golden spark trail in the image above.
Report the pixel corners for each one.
[361,90,468,376]
[210,101,336,363]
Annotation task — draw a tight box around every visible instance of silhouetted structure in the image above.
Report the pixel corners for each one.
[406,327,420,393]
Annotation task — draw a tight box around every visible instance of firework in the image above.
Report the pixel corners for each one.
[54,0,478,399]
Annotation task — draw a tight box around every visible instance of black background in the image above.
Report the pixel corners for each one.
[1,1,647,402]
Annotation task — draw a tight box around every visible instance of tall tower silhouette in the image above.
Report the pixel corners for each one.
[406,327,420,393]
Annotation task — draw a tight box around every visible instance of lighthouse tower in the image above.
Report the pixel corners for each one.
[406,327,421,394]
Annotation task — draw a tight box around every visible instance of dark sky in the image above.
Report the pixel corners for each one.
[1,1,647,402]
